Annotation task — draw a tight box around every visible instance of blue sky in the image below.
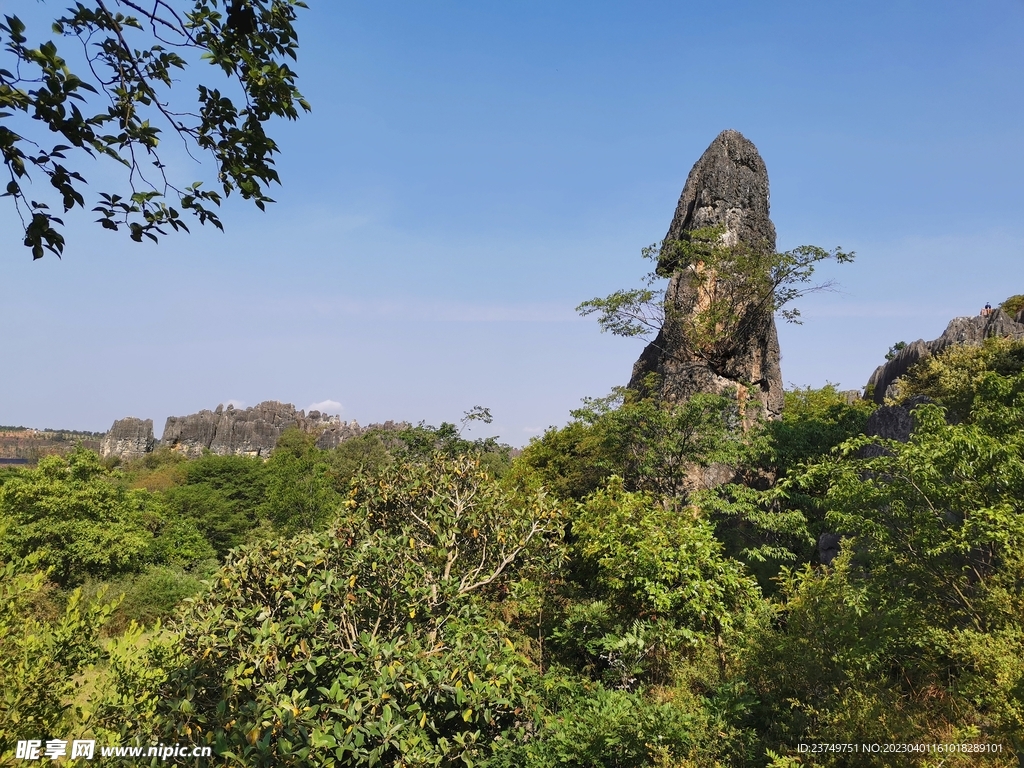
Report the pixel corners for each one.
[2,0,1023,444]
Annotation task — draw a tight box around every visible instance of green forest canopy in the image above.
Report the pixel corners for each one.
[1,339,1023,765]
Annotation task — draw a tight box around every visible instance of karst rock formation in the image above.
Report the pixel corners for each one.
[629,129,784,422]
[99,417,156,462]
[160,401,357,458]
[864,309,1024,404]
[99,401,394,461]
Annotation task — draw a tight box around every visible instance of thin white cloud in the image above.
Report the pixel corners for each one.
[225,399,247,409]
[308,399,343,415]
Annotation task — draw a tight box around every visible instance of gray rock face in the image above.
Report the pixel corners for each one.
[864,309,1024,404]
[629,130,784,423]
[161,401,362,458]
[864,403,916,443]
[857,395,931,458]
[99,417,155,462]
[101,402,377,460]
[818,532,842,566]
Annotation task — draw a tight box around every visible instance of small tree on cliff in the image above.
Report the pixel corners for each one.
[577,226,853,371]
[1,1,309,259]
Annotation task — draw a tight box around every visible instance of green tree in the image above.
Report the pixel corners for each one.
[490,683,705,768]
[0,448,159,585]
[999,294,1024,318]
[0,556,118,753]
[513,419,612,502]
[162,452,268,556]
[261,427,342,534]
[517,383,740,502]
[1,1,310,258]
[763,385,874,477]
[891,336,1024,425]
[131,454,564,766]
[884,340,907,361]
[574,386,741,499]
[696,385,875,574]
[145,512,216,567]
[566,479,760,679]
[327,430,396,485]
[389,413,514,479]
[577,226,853,368]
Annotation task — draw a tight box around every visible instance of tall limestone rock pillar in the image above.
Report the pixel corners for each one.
[629,129,784,422]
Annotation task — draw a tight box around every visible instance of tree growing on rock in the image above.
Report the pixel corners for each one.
[578,226,853,377]
[579,130,853,425]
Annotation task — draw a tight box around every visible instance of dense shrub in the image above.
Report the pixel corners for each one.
[0,557,117,752]
[103,565,209,634]
[0,448,159,585]
[999,293,1024,318]
[763,384,874,475]
[744,403,1024,762]
[891,337,1024,423]
[132,455,564,766]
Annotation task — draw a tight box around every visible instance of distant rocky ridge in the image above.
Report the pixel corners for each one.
[0,427,103,461]
[101,402,403,462]
[864,309,1024,404]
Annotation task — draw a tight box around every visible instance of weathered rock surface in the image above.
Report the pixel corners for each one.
[100,417,155,462]
[629,129,784,422]
[856,395,931,459]
[864,309,1024,404]
[818,532,842,567]
[100,402,383,460]
[161,401,357,458]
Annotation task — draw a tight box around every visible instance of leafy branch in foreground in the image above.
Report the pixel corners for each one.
[578,227,854,368]
[1,1,310,258]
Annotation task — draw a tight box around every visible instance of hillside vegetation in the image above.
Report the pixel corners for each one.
[0,427,104,462]
[2,341,1023,766]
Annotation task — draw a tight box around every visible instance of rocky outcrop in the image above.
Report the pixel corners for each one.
[856,395,931,459]
[313,416,364,450]
[161,401,359,458]
[818,533,842,567]
[629,129,784,423]
[2,428,103,461]
[314,419,409,450]
[864,309,1024,404]
[100,402,377,460]
[99,417,155,462]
